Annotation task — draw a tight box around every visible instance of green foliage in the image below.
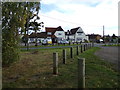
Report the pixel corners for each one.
[2,2,40,66]
[118,37,120,43]
[2,2,20,66]
[23,2,43,47]
[84,39,89,43]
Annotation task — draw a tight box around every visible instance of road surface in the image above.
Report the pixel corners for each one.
[95,46,119,71]
[21,45,82,50]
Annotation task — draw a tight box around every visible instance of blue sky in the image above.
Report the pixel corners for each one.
[41,1,102,13]
[39,0,119,36]
[41,4,57,13]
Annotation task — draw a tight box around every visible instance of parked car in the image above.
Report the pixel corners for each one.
[58,40,62,44]
[42,38,52,45]
[47,38,52,45]
[62,40,69,44]
[58,40,69,44]
[42,39,48,45]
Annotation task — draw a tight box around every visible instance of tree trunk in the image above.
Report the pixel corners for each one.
[35,30,38,46]
[26,18,29,50]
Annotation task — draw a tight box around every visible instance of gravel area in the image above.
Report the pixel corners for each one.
[95,46,119,71]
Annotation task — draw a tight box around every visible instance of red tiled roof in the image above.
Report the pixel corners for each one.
[29,32,47,38]
[46,27,56,32]
[29,26,65,38]
[45,26,64,34]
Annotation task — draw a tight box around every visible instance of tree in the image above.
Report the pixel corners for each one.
[118,37,120,43]
[112,34,116,39]
[112,34,117,43]
[2,2,41,66]
[22,2,40,49]
[29,20,44,46]
[23,2,44,47]
[104,35,110,43]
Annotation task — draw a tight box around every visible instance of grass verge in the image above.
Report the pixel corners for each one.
[2,47,120,88]
[19,43,82,48]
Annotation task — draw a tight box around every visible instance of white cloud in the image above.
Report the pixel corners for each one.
[39,0,119,36]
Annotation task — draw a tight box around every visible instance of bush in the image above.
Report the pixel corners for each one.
[2,31,20,66]
[2,45,19,66]
[84,39,89,43]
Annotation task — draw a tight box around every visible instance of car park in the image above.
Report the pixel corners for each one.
[58,40,69,44]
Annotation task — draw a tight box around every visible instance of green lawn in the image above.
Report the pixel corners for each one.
[3,47,120,88]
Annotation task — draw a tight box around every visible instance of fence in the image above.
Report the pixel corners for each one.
[52,43,93,88]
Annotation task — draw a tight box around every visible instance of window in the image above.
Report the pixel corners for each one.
[78,33,82,35]
[77,38,82,40]
[47,37,51,39]
[57,38,62,40]
[47,32,52,35]
[58,33,62,35]
[77,31,83,35]
[77,31,83,33]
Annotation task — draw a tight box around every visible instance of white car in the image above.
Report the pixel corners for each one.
[42,38,52,45]
[58,40,69,44]
[42,40,48,45]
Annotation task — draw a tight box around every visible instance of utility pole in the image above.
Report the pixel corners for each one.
[103,25,105,43]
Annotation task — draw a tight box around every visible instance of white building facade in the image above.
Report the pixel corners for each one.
[65,27,89,42]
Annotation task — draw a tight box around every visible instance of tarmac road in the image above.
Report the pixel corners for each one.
[21,44,82,50]
[95,46,119,71]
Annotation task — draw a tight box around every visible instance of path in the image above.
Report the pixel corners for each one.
[95,46,119,71]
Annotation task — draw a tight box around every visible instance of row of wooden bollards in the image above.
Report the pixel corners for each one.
[53,43,93,88]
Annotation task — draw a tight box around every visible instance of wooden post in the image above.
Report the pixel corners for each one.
[63,49,66,64]
[81,45,83,53]
[53,52,58,75]
[87,43,89,49]
[87,43,90,49]
[92,42,94,47]
[76,46,79,55]
[89,43,91,49]
[70,47,73,58]
[89,44,90,49]
[86,44,87,50]
[78,58,85,88]
[90,43,92,48]
[87,44,89,49]
[84,44,85,51]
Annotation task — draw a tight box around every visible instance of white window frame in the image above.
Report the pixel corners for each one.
[47,32,52,35]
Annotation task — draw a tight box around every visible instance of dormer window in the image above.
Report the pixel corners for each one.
[47,32,52,35]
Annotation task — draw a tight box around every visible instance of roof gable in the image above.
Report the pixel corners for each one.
[29,32,47,38]
[45,26,64,34]
[70,27,80,35]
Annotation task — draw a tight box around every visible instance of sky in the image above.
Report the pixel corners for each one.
[38,0,119,36]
